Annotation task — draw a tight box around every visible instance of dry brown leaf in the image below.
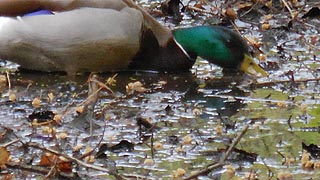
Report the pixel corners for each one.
[42,126,55,134]
[175,146,185,153]
[277,101,286,108]
[172,168,186,178]
[126,81,147,94]
[39,153,57,166]
[57,160,72,173]
[39,153,72,173]
[154,142,164,150]
[258,54,267,62]
[194,3,205,10]
[304,160,314,169]
[32,97,41,108]
[314,161,320,168]
[53,114,62,124]
[8,93,16,102]
[76,106,85,114]
[0,173,14,180]
[277,171,294,180]
[261,23,271,30]
[48,92,54,103]
[56,132,68,139]
[183,135,192,144]
[73,144,83,152]
[224,7,237,20]
[84,155,95,163]
[158,80,167,85]
[192,108,202,115]
[225,165,235,179]
[0,146,10,166]
[144,158,154,165]
[0,75,7,84]
[106,75,117,86]
[216,125,223,135]
[238,2,253,9]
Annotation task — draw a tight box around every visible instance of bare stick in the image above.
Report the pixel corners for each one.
[5,71,11,90]
[6,162,76,178]
[281,0,294,19]
[184,125,249,180]
[78,123,107,160]
[185,6,215,15]
[25,142,113,174]
[221,125,249,162]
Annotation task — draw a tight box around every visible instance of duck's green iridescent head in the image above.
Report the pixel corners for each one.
[173,26,267,76]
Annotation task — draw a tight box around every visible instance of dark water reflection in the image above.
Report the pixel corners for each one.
[0,69,254,178]
[3,61,320,179]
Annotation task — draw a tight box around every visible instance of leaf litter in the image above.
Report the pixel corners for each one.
[0,0,319,179]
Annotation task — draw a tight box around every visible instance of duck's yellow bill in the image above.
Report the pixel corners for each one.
[240,54,268,77]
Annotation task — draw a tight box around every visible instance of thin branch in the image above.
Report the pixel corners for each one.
[5,71,11,90]
[208,94,297,106]
[61,74,115,117]
[221,125,249,162]
[78,123,107,160]
[184,125,249,180]
[240,1,260,18]
[185,6,215,15]
[25,142,112,175]
[281,0,294,19]
[2,139,20,147]
[252,77,320,88]
[6,162,76,179]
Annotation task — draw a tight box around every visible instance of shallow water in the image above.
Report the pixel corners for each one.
[1,0,320,179]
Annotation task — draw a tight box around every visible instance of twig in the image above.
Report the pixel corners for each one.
[202,0,220,13]
[240,1,260,17]
[230,20,265,54]
[5,71,11,90]
[1,139,20,147]
[46,158,58,178]
[184,125,249,180]
[222,125,249,162]
[88,74,114,95]
[281,0,294,19]
[61,74,115,117]
[287,115,293,130]
[185,6,215,15]
[121,173,149,180]
[208,94,298,106]
[261,158,274,179]
[25,142,113,175]
[252,77,320,88]
[6,162,76,179]
[78,123,107,160]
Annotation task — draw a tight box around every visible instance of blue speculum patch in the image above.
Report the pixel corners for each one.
[23,9,53,16]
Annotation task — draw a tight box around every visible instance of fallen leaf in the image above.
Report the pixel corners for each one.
[47,92,54,103]
[39,153,72,173]
[32,97,41,108]
[172,168,186,178]
[126,81,147,94]
[144,158,154,165]
[0,146,10,166]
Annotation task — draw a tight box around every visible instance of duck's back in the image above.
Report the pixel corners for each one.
[0,7,143,74]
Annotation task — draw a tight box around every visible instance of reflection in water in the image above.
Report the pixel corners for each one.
[0,70,254,179]
[1,70,251,129]
[183,81,246,118]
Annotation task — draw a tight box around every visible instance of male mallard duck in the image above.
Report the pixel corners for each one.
[0,0,267,76]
